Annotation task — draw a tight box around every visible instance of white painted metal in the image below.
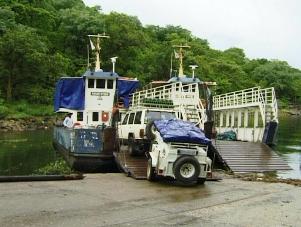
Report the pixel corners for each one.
[130,82,206,128]
[213,86,278,142]
[149,130,212,181]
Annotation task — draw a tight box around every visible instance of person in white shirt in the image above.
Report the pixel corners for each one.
[63,113,74,128]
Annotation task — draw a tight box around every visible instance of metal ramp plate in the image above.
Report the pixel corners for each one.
[114,146,147,179]
[213,140,292,173]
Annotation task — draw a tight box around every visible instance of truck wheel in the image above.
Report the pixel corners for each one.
[146,158,156,181]
[128,139,137,156]
[145,121,156,140]
[173,156,200,183]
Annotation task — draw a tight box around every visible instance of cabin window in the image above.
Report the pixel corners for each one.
[134,111,142,124]
[88,79,94,88]
[77,112,83,121]
[122,114,129,125]
[107,80,113,89]
[128,113,135,124]
[92,112,99,121]
[96,79,105,88]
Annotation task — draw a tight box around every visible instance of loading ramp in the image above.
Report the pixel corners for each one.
[114,146,148,179]
[213,140,292,173]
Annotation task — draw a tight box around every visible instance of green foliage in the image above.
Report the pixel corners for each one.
[3,101,54,119]
[0,105,9,119]
[34,158,72,175]
[0,0,300,116]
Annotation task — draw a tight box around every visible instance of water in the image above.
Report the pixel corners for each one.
[0,130,58,175]
[0,115,301,178]
[275,115,301,179]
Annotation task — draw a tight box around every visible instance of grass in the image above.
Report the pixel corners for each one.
[0,100,55,119]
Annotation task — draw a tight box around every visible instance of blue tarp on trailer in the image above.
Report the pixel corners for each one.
[54,78,85,112]
[154,119,211,145]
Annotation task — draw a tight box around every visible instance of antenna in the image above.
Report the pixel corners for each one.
[87,44,90,69]
[170,52,173,78]
[172,44,190,77]
[189,65,198,78]
[110,57,118,73]
[88,34,110,71]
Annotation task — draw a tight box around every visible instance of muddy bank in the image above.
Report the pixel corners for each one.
[280,107,301,115]
[0,116,56,132]
[232,172,301,187]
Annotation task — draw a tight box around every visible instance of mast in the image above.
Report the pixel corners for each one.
[173,44,190,77]
[88,34,110,71]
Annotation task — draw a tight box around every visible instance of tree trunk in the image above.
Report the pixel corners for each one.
[6,72,12,102]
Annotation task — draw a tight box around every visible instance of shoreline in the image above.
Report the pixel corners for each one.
[0,116,56,132]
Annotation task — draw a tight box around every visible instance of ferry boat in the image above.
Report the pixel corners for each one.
[122,44,278,144]
[52,34,138,170]
[53,36,279,173]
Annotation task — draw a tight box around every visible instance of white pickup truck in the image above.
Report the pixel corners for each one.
[118,108,176,156]
[146,119,212,184]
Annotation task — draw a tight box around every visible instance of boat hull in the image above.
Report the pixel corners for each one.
[52,127,116,171]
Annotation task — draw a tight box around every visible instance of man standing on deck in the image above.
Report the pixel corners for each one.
[63,113,74,128]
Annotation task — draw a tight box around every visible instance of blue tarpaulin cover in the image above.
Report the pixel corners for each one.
[54,78,85,112]
[117,79,139,108]
[154,119,211,145]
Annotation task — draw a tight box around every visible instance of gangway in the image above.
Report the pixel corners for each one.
[213,87,278,143]
[212,140,291,173]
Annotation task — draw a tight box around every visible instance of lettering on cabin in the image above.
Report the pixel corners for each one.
[91,92,110,96]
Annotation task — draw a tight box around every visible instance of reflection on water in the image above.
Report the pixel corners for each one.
[0,130,57,175]
[275,115,301,179]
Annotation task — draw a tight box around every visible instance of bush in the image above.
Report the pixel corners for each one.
[34,159,72,175]
[0,105,9,119]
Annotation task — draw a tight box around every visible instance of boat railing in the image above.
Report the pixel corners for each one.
[130,82,200,108]
[213,87,263,110]
[213,86,279,142]
[261,87,278,122]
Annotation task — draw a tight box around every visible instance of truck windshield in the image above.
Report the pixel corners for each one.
[145,111,176,121]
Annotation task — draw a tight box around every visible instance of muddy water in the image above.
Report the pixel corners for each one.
[0,115,300,177]
[0,130,57,175]
[275,115,301,179]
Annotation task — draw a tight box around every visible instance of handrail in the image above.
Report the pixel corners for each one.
[130,82,200,108]
[213,87,262,109]
[213,86,278,124]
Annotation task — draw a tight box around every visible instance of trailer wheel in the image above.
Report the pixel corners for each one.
[173,156,200,183]
[145,121,156,140]
[146,158,156,181]
[128,139,137,156]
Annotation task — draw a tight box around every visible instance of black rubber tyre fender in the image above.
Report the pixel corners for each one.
[146,158,156,181]
[197,178,206,185]
[128,138,137,156]
[145,120,157,140]
[173,156,200,183]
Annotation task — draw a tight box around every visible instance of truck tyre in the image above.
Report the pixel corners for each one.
[146,158,156,181]
[128,139,137,156]
[173,156,200,183]
[145,121,156,140]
